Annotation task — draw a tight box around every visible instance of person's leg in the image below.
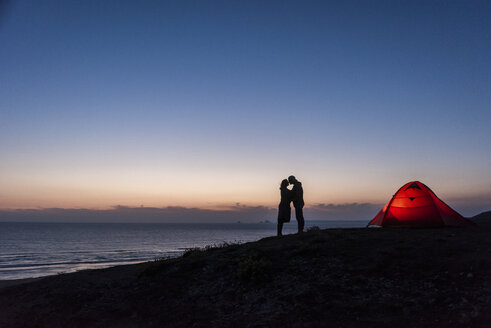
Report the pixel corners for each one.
[277,219,284,236]
[295,206,304,233]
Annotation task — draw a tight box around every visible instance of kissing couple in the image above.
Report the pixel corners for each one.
[277,175,305,236]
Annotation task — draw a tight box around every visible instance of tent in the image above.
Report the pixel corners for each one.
[368,181,473,227]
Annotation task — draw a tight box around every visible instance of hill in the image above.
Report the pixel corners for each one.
[471,211,491,226]
[1,226,490,327]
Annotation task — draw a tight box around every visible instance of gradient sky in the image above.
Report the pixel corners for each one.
[1,0,490,218]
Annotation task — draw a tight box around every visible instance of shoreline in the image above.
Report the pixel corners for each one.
[0,222,368,283]
[0,259,157,284]
[0,221,482,284]
[0,277,45,289]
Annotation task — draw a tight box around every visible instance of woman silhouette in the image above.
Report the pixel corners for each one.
[277,179,293,236]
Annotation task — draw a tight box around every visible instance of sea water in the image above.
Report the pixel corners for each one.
[0,220,366,280]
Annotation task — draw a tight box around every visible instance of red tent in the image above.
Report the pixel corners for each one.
[368,181,473,227]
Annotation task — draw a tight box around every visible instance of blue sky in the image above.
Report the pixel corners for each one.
[0,0,490,219]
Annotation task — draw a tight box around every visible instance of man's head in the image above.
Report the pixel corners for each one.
[288,175,297,184]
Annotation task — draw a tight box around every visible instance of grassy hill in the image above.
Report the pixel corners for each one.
[1,226,490,327]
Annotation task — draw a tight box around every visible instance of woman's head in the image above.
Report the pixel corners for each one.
[280,179,289,189]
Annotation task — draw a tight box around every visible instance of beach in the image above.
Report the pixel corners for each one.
[1,222,490,327]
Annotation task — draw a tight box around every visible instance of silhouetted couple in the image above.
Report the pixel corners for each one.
[277,175,304,236]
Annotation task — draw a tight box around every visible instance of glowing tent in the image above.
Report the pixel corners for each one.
[368,181,473,227]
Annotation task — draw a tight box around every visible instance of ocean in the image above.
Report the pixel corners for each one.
[0,220,366,280]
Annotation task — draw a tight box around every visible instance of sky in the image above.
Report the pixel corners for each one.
[0,0,490,221]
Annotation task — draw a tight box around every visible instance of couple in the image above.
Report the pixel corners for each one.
[277,175,305,236]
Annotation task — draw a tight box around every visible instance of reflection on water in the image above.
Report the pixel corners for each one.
[0,221,366,280]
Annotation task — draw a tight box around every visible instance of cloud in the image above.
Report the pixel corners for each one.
[0,202,382,223]
[1,199,487,223]
[305,203,383,220]
[0,205,276,223]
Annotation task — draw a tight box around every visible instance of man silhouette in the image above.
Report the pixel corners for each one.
[288,175,304,233]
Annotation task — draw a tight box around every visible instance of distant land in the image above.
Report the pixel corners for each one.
[470,211,491,226]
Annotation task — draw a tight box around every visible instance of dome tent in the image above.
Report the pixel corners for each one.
[368,181,473,227]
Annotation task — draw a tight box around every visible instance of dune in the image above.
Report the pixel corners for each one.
[1,225,490,327]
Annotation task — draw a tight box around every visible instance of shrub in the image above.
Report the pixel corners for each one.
[204,241,241,250]
[237,256,272,284]
[183,241,241,257]
[183,247,203,257]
